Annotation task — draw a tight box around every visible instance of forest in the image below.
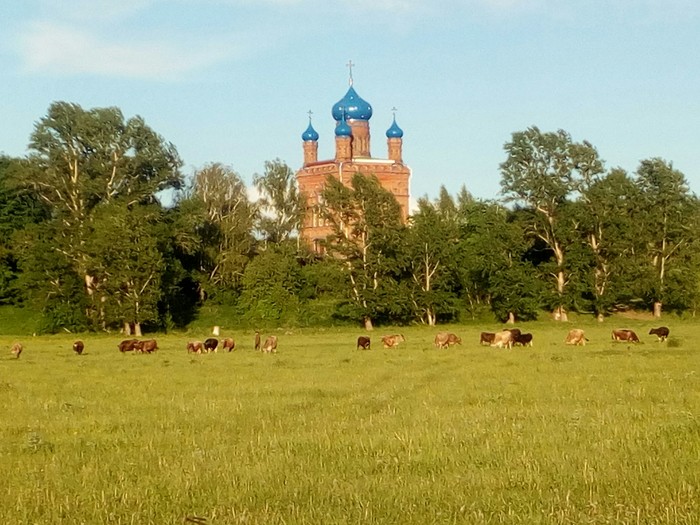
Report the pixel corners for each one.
[0,101,697,334]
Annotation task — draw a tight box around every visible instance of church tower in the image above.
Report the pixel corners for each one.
[296,67,411,251]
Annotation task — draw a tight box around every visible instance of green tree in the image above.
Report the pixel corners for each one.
[500,127,604,321]
[321,173,406,330]
[253,159,304,245]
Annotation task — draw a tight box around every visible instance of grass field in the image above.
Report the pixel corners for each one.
[1,320,699,524]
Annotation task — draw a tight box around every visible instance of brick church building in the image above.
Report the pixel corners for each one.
[295,73,411,251]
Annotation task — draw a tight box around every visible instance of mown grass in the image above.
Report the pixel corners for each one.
[1,320,698,524]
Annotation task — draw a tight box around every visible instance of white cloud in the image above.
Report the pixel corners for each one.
[18,21,237,79]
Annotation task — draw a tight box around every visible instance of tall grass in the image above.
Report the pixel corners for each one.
[1,321,698,524]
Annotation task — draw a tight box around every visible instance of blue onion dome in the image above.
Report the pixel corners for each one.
[332,86,373,121]
[301,120,319,141]
[386,116,404,138]
[335,112,352,137]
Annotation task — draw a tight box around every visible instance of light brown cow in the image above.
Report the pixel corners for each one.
[254,331,261,352]
[381,334,405,348]
[10,342,22,359]
[187,341,203,354]
[262,335,278,353]
[479,332,496,345]
[612,329,640,343]
[434,332,461,349]
[222,337,235,351]
[490,331,514,349]
[140,339,158,353]
[565,329,588,346]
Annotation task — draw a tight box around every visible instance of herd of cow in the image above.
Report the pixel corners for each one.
[7,326,672,359]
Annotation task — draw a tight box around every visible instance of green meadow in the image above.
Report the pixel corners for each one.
[1,319,699,524]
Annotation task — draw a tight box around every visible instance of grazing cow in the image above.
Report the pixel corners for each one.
[254,331,261,352]
[222,337,235,352]
[505,328,522,339]
[262,335,278,353]
[119,339,139,353]
[204,338,219,353]
[381,334,405,349]
[649,326,670,342]
[10,342,22,359]
[73,340,84,355]
[140,339,158,353]
[480,332,496,345]
[513,333,533,347]
[187,341,203,354]
[490,331,514,349]
[434,332,462,349]
[612,329,640,343]
[565,329,588,346]
[357,336,371,350]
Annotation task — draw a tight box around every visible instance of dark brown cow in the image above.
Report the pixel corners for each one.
[73,340,84,355]
[204,338,219,353]
[565,329,588,346]
[381,334,405,348]
[222,337,235,351]
[262,335,278,353]
[11,342,22,359]
[254,331,261,352]
[187,341,203,354]
[119,339,139,352]
[479,332,496,345]
[649,326,670,342]
[505,328,522,338]
[513,333,533,347]
[140,339,158,353]
[612,329,640,343]
[434,332,461,349]
[357,336,371,350]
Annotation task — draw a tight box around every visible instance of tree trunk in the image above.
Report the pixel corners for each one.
[597,312,604,323]
[506,312,515,324]
[553,305,568,322]
[123,321,132,335]
[653,301,662,318]
[134,322,142,337]
[363,317,373,331]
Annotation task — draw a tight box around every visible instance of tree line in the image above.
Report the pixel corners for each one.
[0,102,697,333]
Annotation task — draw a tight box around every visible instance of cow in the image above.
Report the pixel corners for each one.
[381,334,405,349]
[612,329,640,343]
[254,331,261,352]
[10,342,22,359]
[187,341,203,354]
[262,335,278,353]
[434,332,461,349]
[140,339,158,353]
[119,339,139,353]
[490,331,514,349]
[565,329,588,346]
[204,338,219,353]
[73,340,84,355]
[479,332,496,345]
[649,326,670,342]
[513,333,533,347]
[357,336,371,350]
[222,337,235,352]
[505,328,521,339]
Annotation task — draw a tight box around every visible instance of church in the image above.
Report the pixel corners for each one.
[295,71,411,251]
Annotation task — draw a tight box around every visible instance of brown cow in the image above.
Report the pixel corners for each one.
[513,333,533,347]
[73,340,84,355]
[119,339,139,352]
[565,329,588,346]
[490,331,514,349]
[187,341,203,354]
[140,339,158,353]
[222,337,235,351]
[434,332,461,349]
[381,334,405,348]
[649,326,670,342]
[357,336,371,350]
[262,335,278,353]
[612,329,640,343]
[204,338,219,353]
[254,331,261,352]
[479,332,496,345]
[10,342,22,359]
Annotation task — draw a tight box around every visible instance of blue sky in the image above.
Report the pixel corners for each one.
[1,0,699,203]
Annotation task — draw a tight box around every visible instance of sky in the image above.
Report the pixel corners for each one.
[1,0,699,204]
